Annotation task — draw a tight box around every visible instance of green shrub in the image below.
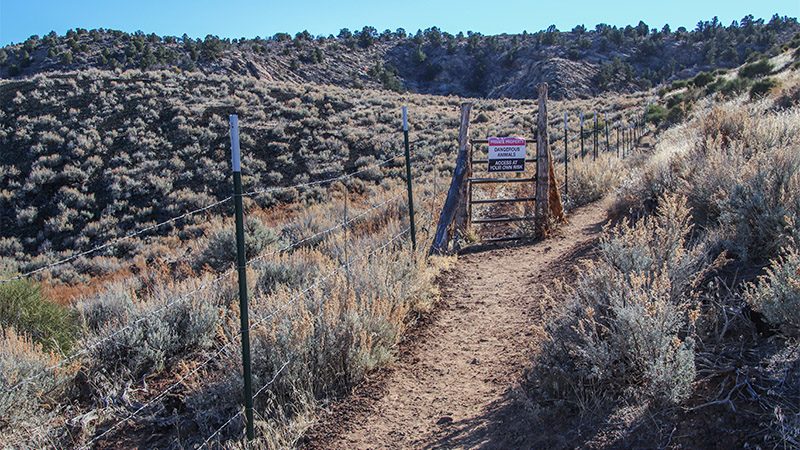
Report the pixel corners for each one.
[645,104,667,125]
[474,112,490,123]
[750,78,778,99]
[705,77,726,95]
[692,71,715,87]
[745,244,800,336]
[666,93,684,109]
[670,79,688,90]
[666,104,685,125]
[720,77,751,96]
[739,59,774,79]
[0,279,78,353]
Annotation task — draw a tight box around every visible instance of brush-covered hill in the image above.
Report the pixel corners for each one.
[0,67,652,284]
[1,14,798,99]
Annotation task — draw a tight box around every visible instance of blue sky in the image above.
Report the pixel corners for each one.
[1,0,798,45]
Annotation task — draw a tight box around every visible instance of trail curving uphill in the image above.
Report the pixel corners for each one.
[307,199,611,450]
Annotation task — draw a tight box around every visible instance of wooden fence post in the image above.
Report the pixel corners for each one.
[453,103,472,245]
[429,102,472,255]
[535,83,550,234]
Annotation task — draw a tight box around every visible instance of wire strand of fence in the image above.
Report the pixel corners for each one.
[245,192,406,267]
[0,196,234,284]
[241,152,404,198]
[6,266,238,393]
[78,337,241,449]
[7,189,407,395]
[197,225,411,448]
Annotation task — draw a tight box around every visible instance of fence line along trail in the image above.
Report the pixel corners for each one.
[310,197,613,450]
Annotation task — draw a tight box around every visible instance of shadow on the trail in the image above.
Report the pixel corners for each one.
[458,209,608,257]
[457,236,542,255]
[422,383,675,450]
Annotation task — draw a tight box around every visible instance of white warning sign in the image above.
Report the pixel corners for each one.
[487,137,526,172]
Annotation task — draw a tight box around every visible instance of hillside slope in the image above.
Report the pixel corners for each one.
[0,68,652,284]
[1,15,798,99]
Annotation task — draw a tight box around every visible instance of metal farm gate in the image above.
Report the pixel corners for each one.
[430,83,564,255]
[467,137,537,243]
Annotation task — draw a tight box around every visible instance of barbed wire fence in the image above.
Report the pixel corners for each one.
[551,105,651,202]
[4,105,432,449]
[4,99,655,448]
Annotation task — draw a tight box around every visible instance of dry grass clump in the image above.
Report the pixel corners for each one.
[560,152,626,210]
[0,328,67,447]
[536,195,707,406]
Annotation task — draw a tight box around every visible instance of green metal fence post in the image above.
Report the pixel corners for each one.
[563,112,568,198]
[402,106,417,252]
[593,112,598,161]
[229,114,255,441]
[580,112,585,158]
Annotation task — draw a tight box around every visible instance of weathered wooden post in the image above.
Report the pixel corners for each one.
[402,106,417,252]
[535,83,551,234]
[453,103,472,246]
[604,113,610,153]
[429,102,472,255]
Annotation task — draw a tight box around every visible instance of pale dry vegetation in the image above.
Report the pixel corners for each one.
[0,185,443,448]
[0,63,653,448]
[532,66,800,447]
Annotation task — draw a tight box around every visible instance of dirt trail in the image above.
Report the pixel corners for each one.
[312,199,612,450]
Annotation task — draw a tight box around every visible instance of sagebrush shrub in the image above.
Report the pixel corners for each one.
[718,148,800,261]
[536,195,705,404]
[745,243,800,335]
[198,217,283,271]
[253,250,322,294]
[75,279,138,331]
[87,285,221,380]
[563,152,623,209]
